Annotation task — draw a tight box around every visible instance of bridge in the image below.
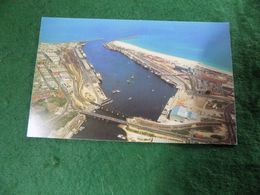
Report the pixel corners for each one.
[80,110,227,144]
[79,111,127,125]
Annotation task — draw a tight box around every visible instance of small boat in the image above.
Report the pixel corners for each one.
[130,75,135,79]
[112,89,120,94]
[96,73,102,81]
[117,134,126,140]
[152,89,155,92]
[126,79,131,83]
[128,97,133,100]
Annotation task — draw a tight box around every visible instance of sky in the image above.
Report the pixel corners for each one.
[39,17,233,72]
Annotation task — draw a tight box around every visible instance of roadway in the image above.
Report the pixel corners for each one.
[128,122,219,144]
[79,111,127,125]
[72,48,101,103]
[79,108,223,144]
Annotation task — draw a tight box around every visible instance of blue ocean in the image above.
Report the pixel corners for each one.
[40,17,233,72]
[123,34,233,72]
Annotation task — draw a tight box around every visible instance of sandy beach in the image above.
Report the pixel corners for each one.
[111,41,232,76]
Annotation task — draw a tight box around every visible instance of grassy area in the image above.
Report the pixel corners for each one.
[54,111,78,130]
[174,130,190,135]
[34,96,66,107]
[34,98,46,106]
[126,126,156,137]
[47,96,67,107]
[210,134,225,140]
[196,126,215,132]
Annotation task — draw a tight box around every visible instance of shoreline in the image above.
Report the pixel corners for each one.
[119,124,184,143]
[30,41,108,139]
[106,40,236,144]
[109,41,232,76]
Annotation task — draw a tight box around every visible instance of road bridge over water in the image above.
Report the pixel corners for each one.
[79,110,227,144]
[79,111,127,125]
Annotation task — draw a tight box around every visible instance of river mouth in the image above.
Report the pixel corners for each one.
[72,40,177,140]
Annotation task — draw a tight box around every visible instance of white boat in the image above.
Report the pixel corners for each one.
[130,75,135,79]
[117,134,126,140]
[96,73,102,81]
[128,97,133,100]
[112,89,121,94]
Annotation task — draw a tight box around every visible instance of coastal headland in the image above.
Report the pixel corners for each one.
[106,40,236,144]
[28,42,108,138]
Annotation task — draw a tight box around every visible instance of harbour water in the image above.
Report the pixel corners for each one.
[73,40,177,140]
